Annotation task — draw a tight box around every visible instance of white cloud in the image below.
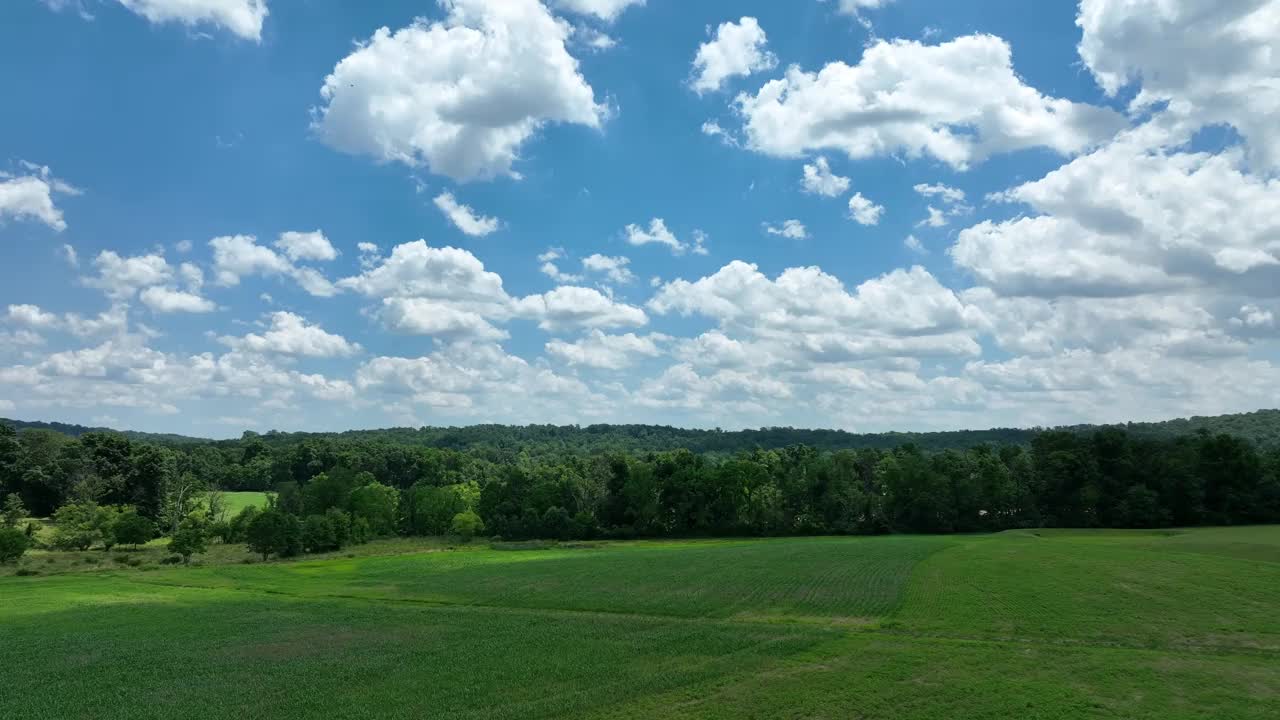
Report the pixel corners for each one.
[546,329,665,369]
[378,297,509,342]
[913,183,965,204]
[691,17,777,95]
[356,342,595,417]
[1231,304,1275,330]
[210,235,291,286]
[340,240,510,309]
[801,156,850,197]
[0,165,79,232]
[1078,0,1280,170]
[918,206,947,228]
[210,234,337,296]
[847,192,884,225]
[700,120,740,147]
[764,219,808,240]
[904,235,926,254]
[62,244,79,267]
[314,0,605,182]
[434,192,501,237]
[582,253,635,284]
[219,311,360,357]
[735,34,1124,169]
[84,251,172,299]
[517,286,648,331]
[274,230,338,262]
[553,0,645,22]
[952,125,1280,298]
[7,304,61,329]
[115,0,268,42]
[830,0,896,12]
[625,218,692,255]
[140,286,217,314]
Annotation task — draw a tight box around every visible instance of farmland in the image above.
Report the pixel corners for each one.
[3,527,1277,719]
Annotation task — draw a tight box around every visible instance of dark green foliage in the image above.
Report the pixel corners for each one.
[0,526,28,563]
[111,509,155,549]
[169,519,208,563]
[301,514,339,553]
[349,481,398,536]
[246,509,303,561]
[222,506,260,544]
[2,493,26,527]
[50,502,109,550]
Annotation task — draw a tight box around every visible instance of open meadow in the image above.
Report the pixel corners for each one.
[2,526,1277,719]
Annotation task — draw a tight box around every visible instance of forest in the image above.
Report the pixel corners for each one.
[3,415,1279,557]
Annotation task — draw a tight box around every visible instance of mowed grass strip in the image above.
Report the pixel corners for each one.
[892,529,1280,652]
[0,575,830,720]
[137,535,955,621]
[586,633,1280,720]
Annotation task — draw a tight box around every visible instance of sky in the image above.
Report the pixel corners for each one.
[1,0,1278,438]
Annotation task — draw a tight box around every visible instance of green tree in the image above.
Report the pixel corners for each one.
[112,509,155,549]
[450,510,485,540]
[246,509,302,561]
[350,515,372,545]
[303,469,359,515]
[325,508,352,547]
[349,481,399,536]
[3,492,27,527]
[0,526,29,564]
[224,505,260,543]
[302,514,338,553]
[50,502,107,551]
[169,518,208,563]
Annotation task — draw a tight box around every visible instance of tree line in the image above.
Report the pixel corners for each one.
[3,420,1279,563]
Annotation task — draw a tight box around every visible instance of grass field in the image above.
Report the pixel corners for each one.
[203,490,273,517]
[3,528,1277,719]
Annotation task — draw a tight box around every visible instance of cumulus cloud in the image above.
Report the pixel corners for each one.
[690,17,777,95]
[84,251,172,299]
[1077,0,1280,170]
[516,286,647,331]
[624,218,702,255]
[274,230,338,262]
[764,220,808,239]
[735,34,1125,169]
[546,329,665,369]
[553,0,645,22]
[210,234,338,297]
[313,0,605,182]
[219,311,360,357]
[140,286,217,314]
[7,304,61,329]
[115,0,269,41]
[378,297,508,341]
[434,192,501,237]
[582,253,635,284]
[951,125,1280,297]
[0,164,80,232]
[801,156,850,197]
[847,193,884,225]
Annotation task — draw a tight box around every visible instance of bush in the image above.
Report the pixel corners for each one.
[350,516,371,545]
[302,514,338,553]
[169,518,208,564]
[246,509,302,561]
[50,502,106,551]
[111,510,155,549]
[349,482,399,536]
[450,510,485,541]
[0,527,30,564]
[224,505,260,544]
[3,493,27,527]
[326,508,352,547]
[14,568,39,577]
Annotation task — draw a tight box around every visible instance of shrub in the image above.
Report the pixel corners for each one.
[3,493,27,527]
[0,527,30,564]
[14,568,39,577]
[450,510,485,541]
[50,502,106,551]
[111,510,155,550]
[351,516,371,545]
[225,505,260,544]
[326,508,352,548]
[169,519,208,564]
[246,509,303,561]
[302,514,338,553]
[349,482,399,536]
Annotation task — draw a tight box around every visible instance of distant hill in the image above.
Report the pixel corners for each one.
[5,408,1280,452]
[0,418,209,445]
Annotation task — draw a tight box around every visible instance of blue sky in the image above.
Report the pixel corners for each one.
[2,0,1278,437]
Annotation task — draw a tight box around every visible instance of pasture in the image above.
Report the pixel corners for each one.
[2,528,1277,719]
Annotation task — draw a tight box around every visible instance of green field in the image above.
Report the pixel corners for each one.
[202,491,273,517]
[3,528,1277,719]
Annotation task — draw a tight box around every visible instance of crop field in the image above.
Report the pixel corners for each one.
[3,528,1278,719]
